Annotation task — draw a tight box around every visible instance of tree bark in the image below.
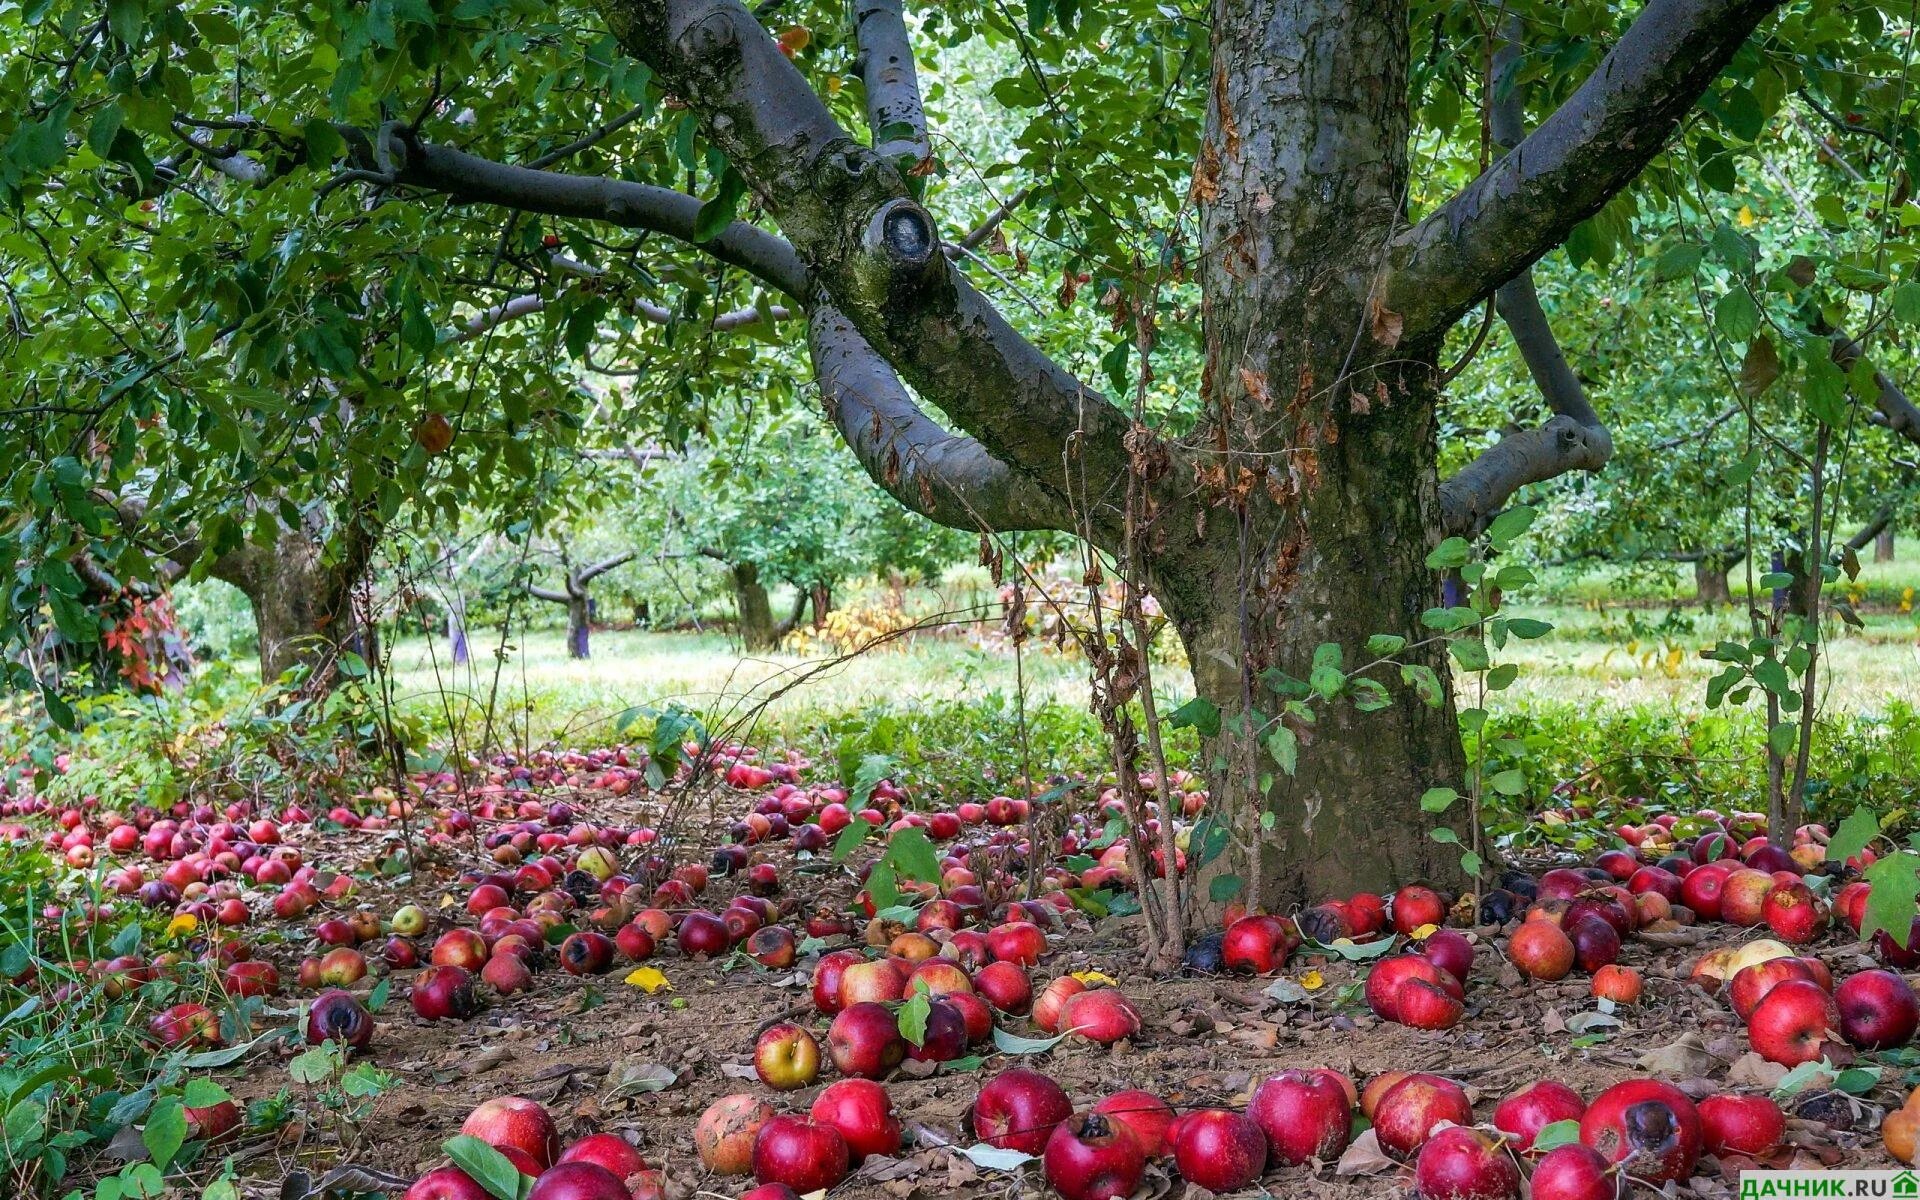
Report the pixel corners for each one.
[566,594,592,659]
[811,582,831,629]
[224,526,373,683]
[1696,556,1734,608]
[1877,527,1896,562]
[733,562,778,650]
[1171,0,1469,908]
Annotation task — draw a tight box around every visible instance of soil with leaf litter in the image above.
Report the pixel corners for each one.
[195,787,1900,1200]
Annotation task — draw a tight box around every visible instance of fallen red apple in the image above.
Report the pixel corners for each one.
[1169,1109,1266,1192]
[1492,1080,1585,1151]
[1579,1079,1701,1184]
[811,1079,902,1163]
[1749,978,1842,1066]
[751,1115,849,1194]
[971,1067,1073,1155]
[1507,920,1575,981]
[462,1096,561,1170]
[1527,1143,1616,1200]
[1372,1073,1471,1159]
[525,1162,627,1200]
[828,1001,908,1079]
[1413,1126,1521,1200]
[306,990,373,1051]
[1092,1090,1174,1158]
[1836,968,1920,1049]
[1043,1112,1145,1200]
[1249,1069,1353,1165]
[404,1168,491,1200]
[1698,1093,1785,1157]
[694,1094,774,1175]
[1057,988,1141,1043]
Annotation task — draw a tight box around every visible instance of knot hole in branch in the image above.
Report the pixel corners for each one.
[866,199,935,268]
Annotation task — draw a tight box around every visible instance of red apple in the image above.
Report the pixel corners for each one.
[306,990,373,1051]
[1043,1112,1145,1200]
[811,949,864,1014]
[558,1134,648,1184]
[811,1079,902,1163]
[1507,920,1575,981]
[694,1094,773,1176]
[1417,928,1475,984]
[1372,1073,1471,1159]
[1526,1144,1616,1200]
[1697,1093,1785,1157]
[1249,1069,1353,1165]
[1392,885,1447,934]
[1761,882,1826,944]
[405,1168,491,1200]
[462,1096,561,1170]
[1170,1110,1266,1192]
[1413,1126,1521,1200]
[1749,978,1842,1066]
[987,921,1047,966]
[1222,915,1293,974]
[1092,1091,1174,1158]
[1033,975,1088,1033]
[412,964,480,1021]
[972,1067,1073,1155]
[526,1163,627,1200]
[1837,968,1920,1049]
[972,960,1032,1014]
[1492,1080,1584,1151]
[828,1001,907,1079]
[1578,1079,1701,1184]
[752,1115,848,1194]
[1057,988,1141,1043]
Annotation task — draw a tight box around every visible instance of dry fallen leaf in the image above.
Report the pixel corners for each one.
[1638,1033,1720,1078]
[1333,1129,1397,1177]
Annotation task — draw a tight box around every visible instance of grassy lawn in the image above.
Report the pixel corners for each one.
[383,591,1920,746]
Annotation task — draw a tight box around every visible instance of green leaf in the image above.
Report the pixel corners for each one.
[1448,639,1491,673]
[303,119,344,165]
[1828,808,1880,864]
[1349,678,1392,712]
[1713,289,1761,341]
[1767,720,1799,759]
[1364,634,1406,656]
[1652,243,1705,282]
[445,1135,526,1200]
[897,988,931,1047]
[1488,769,1526,796]
[1167,696,1220,736]
[1531,1120,1581,1152]
[1263,725,1298,777]
[693,169,748,242]
[1208,874,1244,903]
[143,1097,186,1170]
[1505,618,1552,639]
[990,1027,1067,1056]
[885,827,940,883]
[1484,505,1537,547]
[831,818,873,862]
[1861,854,1920,948]
[1429,827,1460,845]
[1400,664,1443,708]
[1425,537,1471,569]
[180,1079,230,1108]
[1420,787,1459,813]
[1460,850,1483,878]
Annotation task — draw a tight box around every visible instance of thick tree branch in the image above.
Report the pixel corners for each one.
[380,133,811,298]
[576,551,637,584]
[526,583,571,603]
[1437,29,1614,536]
[809,306,1073,533]
[1388,0,1782,338]
[458,290,789,343]
[853,0,931,165]
[1825,323,1920,446]
[592,0,1134,531]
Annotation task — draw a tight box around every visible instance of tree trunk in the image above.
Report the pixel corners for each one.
[447,594,470,665]
[566,593,591,659]
[811,582,831,629]
[1695,557,1734,608]
[1164,0,1469,910]
[237,528,370,682]
[733,563,778,650]
[1877,526,1896,562]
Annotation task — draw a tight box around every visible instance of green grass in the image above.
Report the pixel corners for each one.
[1537,535,1920,605]
[381,592,1920,747]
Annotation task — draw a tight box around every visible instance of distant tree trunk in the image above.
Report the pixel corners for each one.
[633,598,651,626]
[1695,556,1735,608]
[447,594,470,665]
[733,562,777,650]
[811,582,831,629]
[1877,527,1896,562]
[567,594,591,659]
[526,551,634,661]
